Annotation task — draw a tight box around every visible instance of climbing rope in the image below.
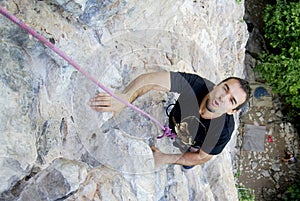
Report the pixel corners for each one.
[0,6,175,139]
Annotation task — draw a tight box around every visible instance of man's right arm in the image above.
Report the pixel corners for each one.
[89,72,171,114]
[151,146,212,167]
[123,71,171,103]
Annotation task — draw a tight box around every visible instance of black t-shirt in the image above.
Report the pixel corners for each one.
[169,72,235,155]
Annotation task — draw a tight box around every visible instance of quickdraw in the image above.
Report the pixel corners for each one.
[157,126,177,140]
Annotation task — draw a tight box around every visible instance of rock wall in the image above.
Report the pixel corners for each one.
[0,0,248,200]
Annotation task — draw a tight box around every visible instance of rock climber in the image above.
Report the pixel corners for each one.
[89,71,251,168]
[281,150,297,163]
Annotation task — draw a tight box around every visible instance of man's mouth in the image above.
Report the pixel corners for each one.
[206,98,219,113]
[212,99,219,107]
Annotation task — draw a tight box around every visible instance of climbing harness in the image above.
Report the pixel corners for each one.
[0,6,175,139]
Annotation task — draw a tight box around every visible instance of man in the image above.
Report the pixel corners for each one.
[89,71,251,168]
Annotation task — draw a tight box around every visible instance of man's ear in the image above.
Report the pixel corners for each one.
[226,109,240,115]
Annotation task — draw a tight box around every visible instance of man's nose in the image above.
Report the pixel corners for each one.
[220,93,230,102]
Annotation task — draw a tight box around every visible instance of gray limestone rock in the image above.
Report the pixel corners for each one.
[18,158,88,201]
[0,0,248,200]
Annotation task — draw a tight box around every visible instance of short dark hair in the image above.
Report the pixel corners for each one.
[219,77,251,110]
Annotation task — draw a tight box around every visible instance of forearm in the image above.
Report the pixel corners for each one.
[160,152,212,166]
[123,72,171,103]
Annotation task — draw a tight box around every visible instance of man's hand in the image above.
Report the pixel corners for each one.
[89,92,129,115]
[89,72,170,116]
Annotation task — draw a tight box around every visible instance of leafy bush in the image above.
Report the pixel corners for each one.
[236,185,255,201]
[254,0,300,118]
[283,181,300,201]
[263,0,300,50]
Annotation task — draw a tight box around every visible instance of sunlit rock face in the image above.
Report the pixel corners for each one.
[0,0,247,200]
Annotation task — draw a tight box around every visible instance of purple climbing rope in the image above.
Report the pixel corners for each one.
[0,6,175,139]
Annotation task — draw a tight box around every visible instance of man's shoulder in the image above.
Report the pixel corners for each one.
[224,114,235,131]
[212,114,235,138]
[215,115,235,148]
[226,113,235,124]
[171,71,215,86]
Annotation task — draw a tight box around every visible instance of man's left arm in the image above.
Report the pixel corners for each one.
[151,146,212,167]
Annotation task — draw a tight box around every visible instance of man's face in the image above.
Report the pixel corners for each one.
[206,79,247,115]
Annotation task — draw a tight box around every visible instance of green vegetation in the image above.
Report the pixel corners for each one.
[235,172,255,201]
[283,181,300,201]
[254,0,300,123]
[236,185,255,201]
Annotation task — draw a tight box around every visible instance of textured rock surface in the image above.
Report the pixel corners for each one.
[18,158,88,201]
[0,0,248,200]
